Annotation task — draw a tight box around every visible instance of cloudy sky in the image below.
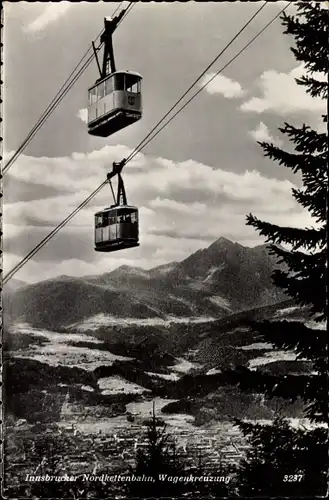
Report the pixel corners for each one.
[3,1,326,283]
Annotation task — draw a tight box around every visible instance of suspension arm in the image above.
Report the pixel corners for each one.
[100,9,127,77]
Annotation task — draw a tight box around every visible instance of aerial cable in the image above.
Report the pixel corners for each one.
[11,3,136,167]
[120,1,135,22]
[111,2,126,18]
[3,3,131,176]
[127,1,292,163]
[125,1,268,164]
[3,45,98,175]
[108,179,116,203]
[3,181,108,285]
[3,3,290,284]
[3,52,96,175]
[2,2,130,176]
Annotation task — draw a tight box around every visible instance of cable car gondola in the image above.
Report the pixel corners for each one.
[95,164,139,252]
[88,13,143,138]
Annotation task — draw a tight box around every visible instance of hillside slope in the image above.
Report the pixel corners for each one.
[4,238,286,329]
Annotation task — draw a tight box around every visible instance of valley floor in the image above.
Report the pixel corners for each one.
[4,314,320,497]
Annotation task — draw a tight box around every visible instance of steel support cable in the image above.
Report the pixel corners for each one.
[127,2,291,163]
[3,46,98,176]
[109,179,116,203]
[7,2,135,174]
[124,1,267,164]
[3,2,130,176]
[120,2,135,22]
[3,3,132,176]
[111,2,126,18]
[4,3,135,174]
[3,53,96,177]
[3,181,108,285]
[3,3,288,284]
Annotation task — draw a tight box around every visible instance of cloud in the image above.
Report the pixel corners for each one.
[249,122,283,146]
[3,146,315,283]
[77,108,88,124]
[25,2,72,33]
[4,173,69,204]
[149,198,207,216]
[201,73,245,98]
[241,64,326,115]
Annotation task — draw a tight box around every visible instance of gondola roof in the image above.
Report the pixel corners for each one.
[95,204,138,216]
[88,70,143,91]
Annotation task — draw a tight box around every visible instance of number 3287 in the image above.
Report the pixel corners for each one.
[283,475,304,482]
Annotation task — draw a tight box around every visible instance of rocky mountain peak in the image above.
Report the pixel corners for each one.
[4,237,286,329]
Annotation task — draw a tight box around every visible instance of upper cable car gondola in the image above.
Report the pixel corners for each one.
[88,12,143,138]
[94,161,139,253]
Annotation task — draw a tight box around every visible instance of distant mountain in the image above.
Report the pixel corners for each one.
[148,262,179,278]
[4,237,286,329]
[3,278,28,294]
[162,238,285,310]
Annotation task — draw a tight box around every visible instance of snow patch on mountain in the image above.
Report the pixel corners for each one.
[237,342,273,351]
[168,294,197,310]
[11,323,133,371]
[243,418,328,429]
[122,267,151,279]
[126,398,179,418]
[204,265,226,283]
[206,368,222,375]
[81,385,95,392]
[68,314,216,331]
[98,376,151,395]
[126,398,195,428]
[12,323,102,344]
[171,357,203,373]
[274,306,307,318]
[146,371,180,381]
[248,350,298,369]
[305,320,327,330]
[185,265,226,291]
[208,295,231,310]
[152,263,177,275]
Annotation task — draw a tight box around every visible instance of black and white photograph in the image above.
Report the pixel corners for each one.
[1,1,328,498]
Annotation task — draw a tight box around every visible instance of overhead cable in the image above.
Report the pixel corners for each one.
[3,181,108,284]
[3,3,290,284]
[128,2,291,162]
[3,2,131,176]
[125,1,268,163]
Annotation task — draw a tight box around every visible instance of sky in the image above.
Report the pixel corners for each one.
[3,1,327,284]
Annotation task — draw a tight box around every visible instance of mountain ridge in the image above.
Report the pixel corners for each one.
[4,237,287,329]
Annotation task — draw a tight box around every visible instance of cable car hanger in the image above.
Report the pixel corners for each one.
[88,12,143,138]
[106,159,128,207]
[94,159,139,253]
[4,3,292,281]
[92,10,126,80]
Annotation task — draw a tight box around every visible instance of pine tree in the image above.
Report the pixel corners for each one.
[226,2,328,497]
[126,403,234,498]
[127,403,187,498]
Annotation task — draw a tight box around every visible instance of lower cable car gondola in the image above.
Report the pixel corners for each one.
[95,166,139,253]
[88,13,143,138]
